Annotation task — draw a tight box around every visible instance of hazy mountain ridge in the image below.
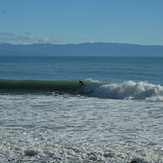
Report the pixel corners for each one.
[0,42,163,56]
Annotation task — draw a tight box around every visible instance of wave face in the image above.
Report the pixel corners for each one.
[82,79,163,100]
[0,79,85,93]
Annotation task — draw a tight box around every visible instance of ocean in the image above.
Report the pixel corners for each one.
[0,56,163,163]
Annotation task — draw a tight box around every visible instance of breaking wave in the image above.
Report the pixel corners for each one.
[82,79,163,101]
[1,79,163,101]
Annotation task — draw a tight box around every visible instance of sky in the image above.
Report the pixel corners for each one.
[0,0,163,45]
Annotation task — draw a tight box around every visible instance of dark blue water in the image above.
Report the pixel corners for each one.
[0,56,163,84]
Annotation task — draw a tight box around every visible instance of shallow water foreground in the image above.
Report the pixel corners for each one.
[0,93,163,163]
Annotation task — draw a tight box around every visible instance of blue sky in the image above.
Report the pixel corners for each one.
[0,0,163,45]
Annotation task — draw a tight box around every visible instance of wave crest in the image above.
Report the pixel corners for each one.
[83,80,163,100]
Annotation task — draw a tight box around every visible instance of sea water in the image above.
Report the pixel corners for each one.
[0,56,163,163]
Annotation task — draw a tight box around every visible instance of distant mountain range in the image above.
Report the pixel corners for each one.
[0,42,163,56]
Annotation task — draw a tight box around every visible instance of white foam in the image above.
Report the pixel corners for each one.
[0,91,163,162]
[84,80,163,100]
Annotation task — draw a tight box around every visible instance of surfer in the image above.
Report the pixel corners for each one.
[79,80,85,87]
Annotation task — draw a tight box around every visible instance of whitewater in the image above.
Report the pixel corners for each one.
[0,56,163,163]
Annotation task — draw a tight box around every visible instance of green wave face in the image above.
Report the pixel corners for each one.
[0,79,90,93]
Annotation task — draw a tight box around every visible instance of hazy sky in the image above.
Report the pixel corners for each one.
[0,0,163,45]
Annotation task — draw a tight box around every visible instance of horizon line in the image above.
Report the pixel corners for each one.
[0,42,163,46]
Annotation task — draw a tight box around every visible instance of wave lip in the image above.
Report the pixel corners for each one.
[83,80,163,100]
